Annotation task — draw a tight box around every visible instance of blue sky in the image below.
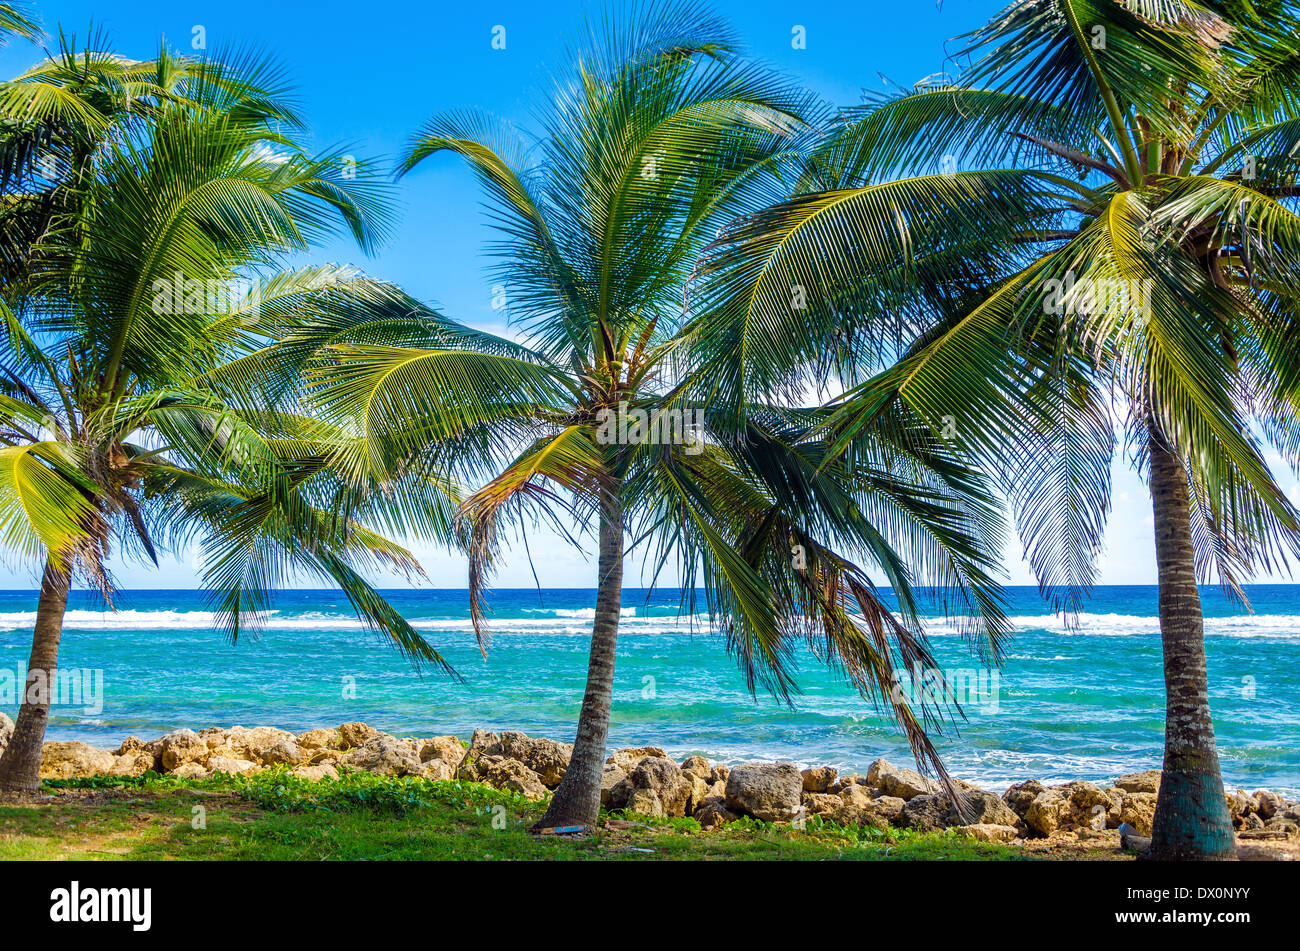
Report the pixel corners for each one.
[1,0,1296,590]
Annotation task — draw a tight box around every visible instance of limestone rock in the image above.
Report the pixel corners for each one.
[223,726,299,763]
[1113,770,1162,794]
[39,741,116,779]
[1002,779,1048,818]
[0,711,12,751]
[291,763,339,782]
[193,726,300,766]
[1117,791,1158,836]
[694,795,738,830]
[607,746,668,775]
[260,740,303,767]
[418,735,465,767]
[962,823,1019,843]
[343,735,422,777]
[1023,781,1113,837]
[1256,791,1284,820]
[900,793,951,831]
[830,786,895,830]
[1024,790,1070,836]
[171,762,209,780]
[296,728,341,750]
[865,759,939,801]
[1226,788,1253,819]
[114,736,158,772]
[871,795,907,824]
[337,722,382,750]
[418,758,457,781]
[952,790,1021,828]
[1264,817,1300,837]
[481,731,572,787]
[469,755,549,798]
[108,751,156,777]
[609,757,692,818]
[801,766,837,793]
[802,792,842,817]
[159,729,208,771]
[467,729,500,755]
[829,773,867,794]
[724,762,803,822]
[207,755,259,775]
[681,755,711,780]
[684,773,711,814]
[600,763,627,807]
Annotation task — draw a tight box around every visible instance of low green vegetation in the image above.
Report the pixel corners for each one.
[0,770,1029,861]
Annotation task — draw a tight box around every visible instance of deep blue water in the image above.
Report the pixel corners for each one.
[1,585,1296,794]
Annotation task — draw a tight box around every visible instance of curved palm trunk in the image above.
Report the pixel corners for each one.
[533,488,623,830]
[0,559,72,794]
[1145,433,1236,860]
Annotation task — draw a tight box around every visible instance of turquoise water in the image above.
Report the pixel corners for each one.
[1,585,1297,795]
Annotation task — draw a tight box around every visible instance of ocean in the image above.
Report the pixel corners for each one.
[1,585,1297,795]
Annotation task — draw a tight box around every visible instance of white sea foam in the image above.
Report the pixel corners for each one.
[521,607,639,619]
[0,607,1295,639]
[0,609,279,631]
[1000,612,1300,639]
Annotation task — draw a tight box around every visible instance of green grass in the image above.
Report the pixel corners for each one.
[0,769,1035,861]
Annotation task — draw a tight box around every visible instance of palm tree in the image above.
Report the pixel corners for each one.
[0,39,458,793]
[0,3,38,45]
[699,0,1300,859]
[300,2,1014,830]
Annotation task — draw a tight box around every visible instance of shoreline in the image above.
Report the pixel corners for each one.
[11,717,1299,848]
[20,717,1300,800]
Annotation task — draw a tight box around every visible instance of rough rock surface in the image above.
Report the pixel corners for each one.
[609,757,692,818]
[962,823,1020,843]
[1023,781,1116,837]
[607,746,668,775]
[694,796,738,830]
[39,741,117,779]
[681,755,711,779]
[343,736,422,777]
[463,755,549,799]
[801,766,838,793]
[600,764,627,807]
[866,759,939,800]
[337,722,382,750]
[291,763,339,782]
[26,723,1300,849]
[1114,770,1162,794]
[1117,791,1158,836]
[480,731,572,787]
[724,762,803,821]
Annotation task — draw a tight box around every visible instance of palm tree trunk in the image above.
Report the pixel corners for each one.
[1144,431,1236,860]
[0,559,72,794]
[533,486,623,830]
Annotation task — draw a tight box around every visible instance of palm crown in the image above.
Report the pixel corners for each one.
[294,6,1020,824]
[698,0,1300,858]
[0,33,455,664]
[702,0,1300,606]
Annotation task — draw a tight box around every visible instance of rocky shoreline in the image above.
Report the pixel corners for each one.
[7,714,1299,848]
